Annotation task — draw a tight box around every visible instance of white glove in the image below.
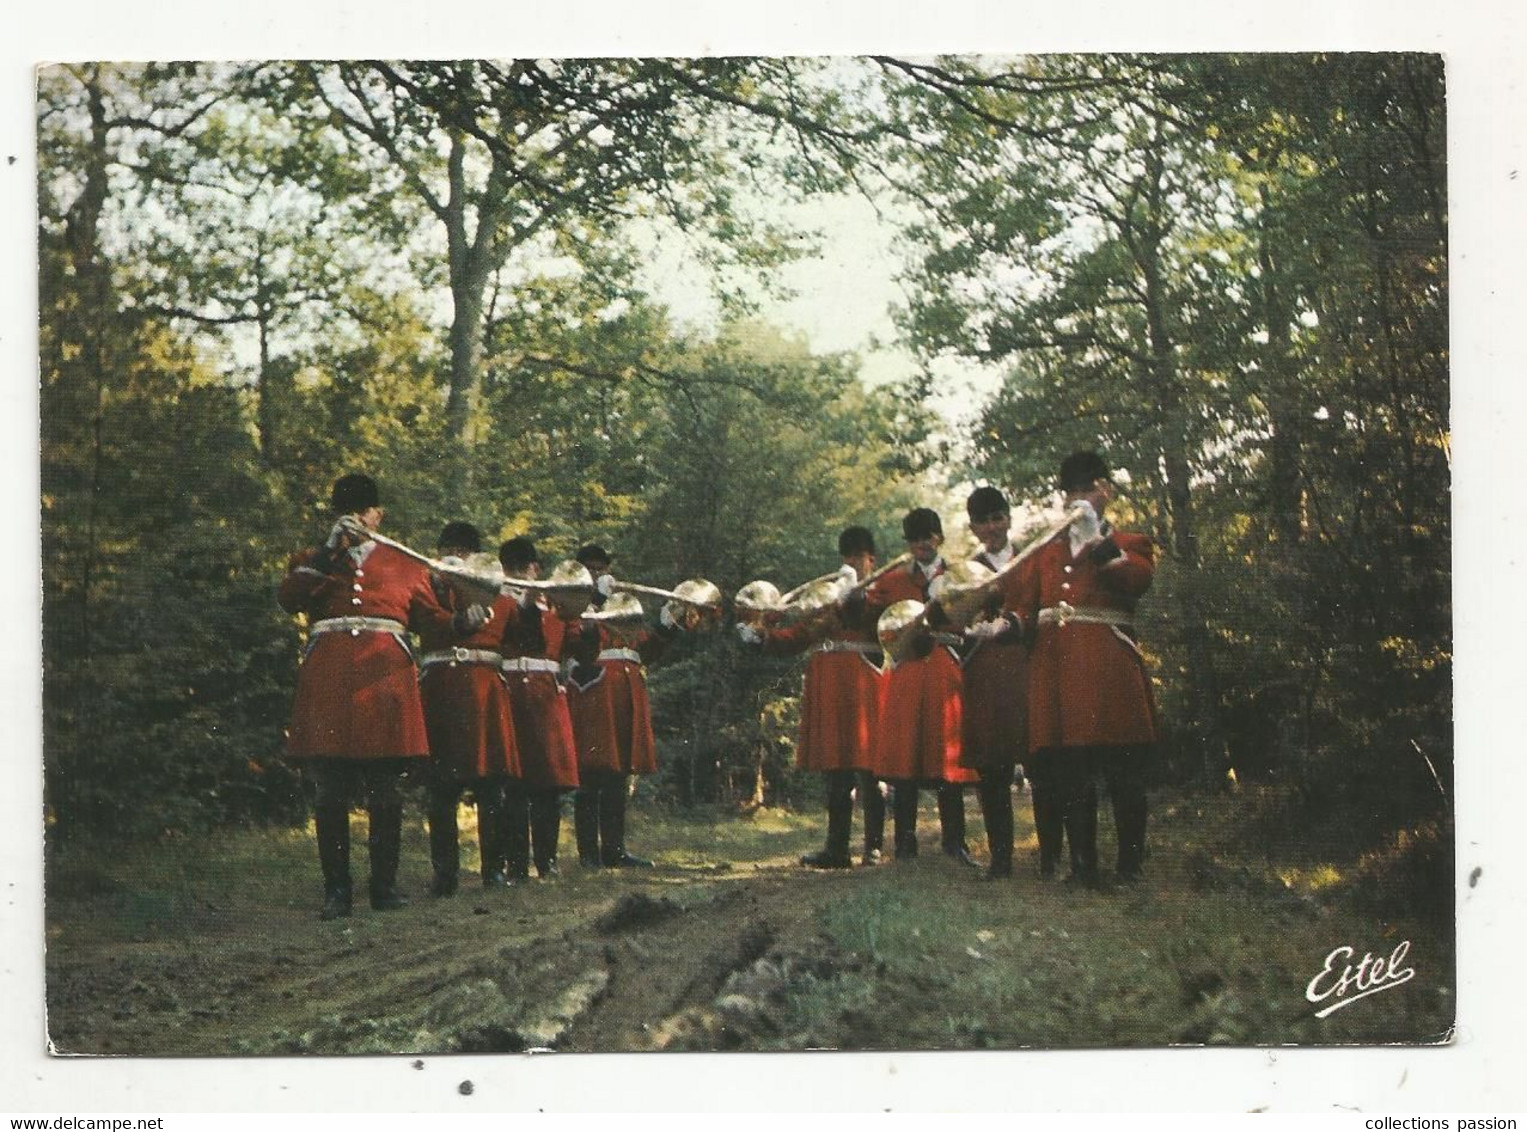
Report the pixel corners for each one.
[965,616,1010,642]
[324,519,353,550]
[1070,500,1102,545]
[596,573,616,598]
[660,603,681,631]
[735,622,763,646]
[836,563,859,585]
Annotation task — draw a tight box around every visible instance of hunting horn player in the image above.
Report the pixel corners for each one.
[737,526,889,869]
[496,538,591,880]
[867,508,979,866]
[417,521,522,894]
[951,486,1030,880]
[564,543,682,869]
[278,474,491,919]
[999,451,1158,886]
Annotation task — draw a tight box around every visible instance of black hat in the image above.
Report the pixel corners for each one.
[331,473,379,515]
[1059,451,1111,493]
[498,537,540,572]
[838,526,876,558]
[575,543,613,568]
[902,507,943,542]
[438,521,482,554]
[966,486,1009,520]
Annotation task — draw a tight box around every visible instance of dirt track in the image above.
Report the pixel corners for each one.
[46,852,882,1055]
[44,797,1456,1055]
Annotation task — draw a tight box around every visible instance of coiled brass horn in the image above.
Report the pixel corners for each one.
[925,557,1001,632]
[876,599,930,665]
[582,591,648,645]
[734,580,785,628]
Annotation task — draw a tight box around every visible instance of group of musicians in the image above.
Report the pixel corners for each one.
[740,451,1157,887]
[278,450,1157,919]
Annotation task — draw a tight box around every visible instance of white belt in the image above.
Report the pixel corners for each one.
[312,616,406,638]
[421,647,503,668]
[501,657,561,674]
[811,640,882,656]
[598,648,642,663]
[1037,602,1133,628]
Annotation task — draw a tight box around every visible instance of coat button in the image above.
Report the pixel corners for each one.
[350,629,360,638]
[353,583,363,592]
[1061,582,1071,591]
[351,597,363,606]
[1064,565,1073,574]
[355,570,364,579]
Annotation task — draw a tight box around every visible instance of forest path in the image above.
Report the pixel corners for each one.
[43,795,1455,1054]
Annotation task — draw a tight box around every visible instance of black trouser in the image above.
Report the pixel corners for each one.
[574,769,635,865]
[889,780,967,857]
[499,781,564,877]
[500,780,532,879]
[530,788,564,875]
[1029,746,1150,878]
[427,772,508,883]
[857,771,885,855]
[976,761,1016,871]
[309,758,408,897]
[1027,748,1095,877]
[1092,747,1149,878]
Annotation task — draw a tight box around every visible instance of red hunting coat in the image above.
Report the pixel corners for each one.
[763,608,885,774]
[958,546,1030,770]
[418,590,521,782]
[278,541,453,761]
[500,595,581,790]
[867,562,975,785]
[565,624,666,776]
[1000,528,1158,751]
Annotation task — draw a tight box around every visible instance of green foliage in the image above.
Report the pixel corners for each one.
[886,54,1450,833]
[37,55,1451,849]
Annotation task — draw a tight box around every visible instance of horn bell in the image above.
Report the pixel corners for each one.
[780,574,849,625]
[877,599,927,665]
[668,577,724,631]
[545,560,597,618]
[928,557,1000,631]
[734,579,784,628]
[583,591,645,623]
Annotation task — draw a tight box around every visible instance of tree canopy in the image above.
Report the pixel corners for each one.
[39,54,1449,847]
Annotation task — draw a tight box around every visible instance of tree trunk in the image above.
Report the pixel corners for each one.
[1256,189,1313,775]
[1138,202,1230,784]
[443,132,487,510]
[70,69,113,664]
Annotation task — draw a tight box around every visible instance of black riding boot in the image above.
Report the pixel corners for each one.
[477,779,509,887]
[530,790,562,878]
[1029,751,1066,878]
[859,773,885,864]
[573,787,602,867]
[1063,782,1101,888]
[367,802,409,911]
[426,784,460,897]
[1096,748,1149,881]
[938,785,979,868]
[892,780,920,859]
[601,779,651,867]
[978,764,1015,879]
[501,782,531,882]
[315,803,353,921]
[802,771,853,868]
